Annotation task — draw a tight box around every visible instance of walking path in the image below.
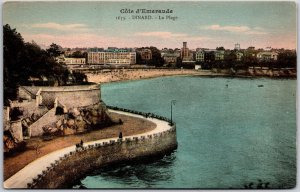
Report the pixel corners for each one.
[4,109,172,189]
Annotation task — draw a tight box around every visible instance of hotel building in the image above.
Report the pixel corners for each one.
[88,49,136,65]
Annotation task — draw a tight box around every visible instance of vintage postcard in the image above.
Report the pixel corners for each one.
[2,0,297,189]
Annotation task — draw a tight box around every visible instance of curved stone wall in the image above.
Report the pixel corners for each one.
[40,85,101,108]
[20,84,101,108]
[30,127,176,189]
[4,109,177,189]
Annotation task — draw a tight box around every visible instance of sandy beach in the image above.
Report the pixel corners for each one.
[86,69,218,84]
[86,68,296,84]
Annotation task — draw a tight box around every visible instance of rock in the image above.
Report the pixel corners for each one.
[84,111,91,119]
[91,109,98,117]
[56,119,62,128]
[58,124,64,131]
[76,115,83,121]
[64,114,69,120]
[63,127,76,135]
[3,135,9,142]
[80,111,85,116]
[83,118,91,125]
[97,109,103,116]
[67,119,75,127]
[91,117,98,125]
[4,133,16,151]
[69,108,80,117]
[76,119,86,131]
[93,104,99,110]
[49,127,58,133]
[5,138,16,150]
[42,125,51,132]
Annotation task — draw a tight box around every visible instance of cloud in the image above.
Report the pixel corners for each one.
[185,36,211,41]
[204,24,267,35]
[22,33,120,48]
[135,31,187,39]
[22,31,212,49]
[22,31,295,50]
[134,31,211,42]
[31,22,89,32]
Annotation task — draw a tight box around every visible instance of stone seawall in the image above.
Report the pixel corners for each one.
[30,128,176,188]
[4,109,178,189]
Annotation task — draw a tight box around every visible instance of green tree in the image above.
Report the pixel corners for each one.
[149,46,164,67]
[3,24,25,101]
[3,24,79,104]
[176,57,183,68]
[136,51,142,64]
[70,51,87,58]
[224,51,237,68]
[277,51,297,68]
[216,46,225,51]
[72,71,88,84]
[242,53,258,69]
[46,43,63,57]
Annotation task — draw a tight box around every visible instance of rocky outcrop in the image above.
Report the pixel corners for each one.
[3,134,17,153]
[39,103,112,137]
[4,130,26,154]
[4,84,109,153]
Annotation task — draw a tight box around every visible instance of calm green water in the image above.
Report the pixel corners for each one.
[75,76,296,189]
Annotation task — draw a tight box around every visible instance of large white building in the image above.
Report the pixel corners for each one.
[64,58,86,65]
[88,51,136,65]
[163,53,178,65]
[195,49,224,62]
[56,55,86,68]
[235,52,244,61]
[195,49,205,62]
[257,51,278,61]
[214,50,225,61]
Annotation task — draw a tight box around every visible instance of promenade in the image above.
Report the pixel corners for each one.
[4,109,173,189]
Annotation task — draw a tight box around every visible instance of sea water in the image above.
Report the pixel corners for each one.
[74,76,296,189]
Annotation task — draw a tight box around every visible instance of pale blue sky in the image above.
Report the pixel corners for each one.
[3,1,297,49]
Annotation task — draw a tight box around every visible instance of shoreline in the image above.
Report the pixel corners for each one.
[87,69,203,84]
[86,69,296,85]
